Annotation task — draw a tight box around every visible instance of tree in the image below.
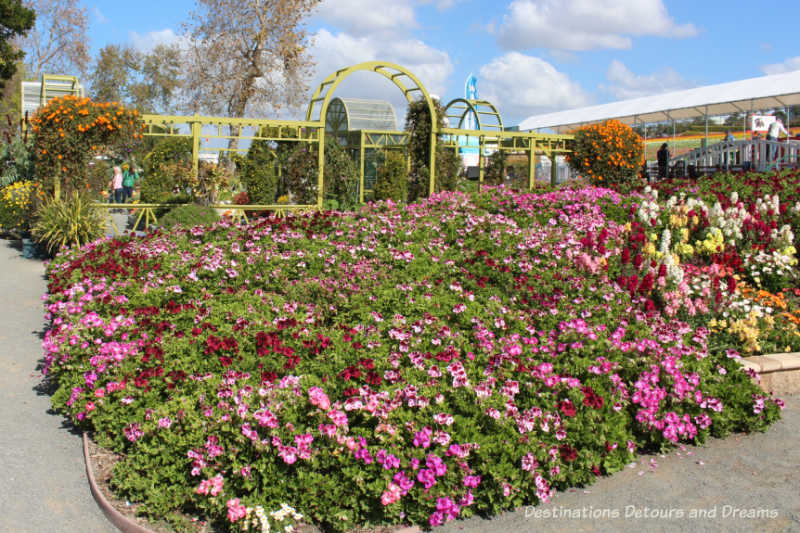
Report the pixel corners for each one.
[129,44,182,113]
[0,0,35,88]
[89,44,135,103]
[88,43,182,113]
[21,0,90,79]
[181,0,321,157]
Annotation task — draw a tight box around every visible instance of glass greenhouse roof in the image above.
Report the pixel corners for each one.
[326,98,398,134]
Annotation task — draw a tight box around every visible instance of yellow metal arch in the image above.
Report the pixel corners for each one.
[443,98,504,132]
[306,61,438,197]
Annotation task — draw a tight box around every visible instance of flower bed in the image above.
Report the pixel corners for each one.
[636,170,800,354]
[42,186,785,532]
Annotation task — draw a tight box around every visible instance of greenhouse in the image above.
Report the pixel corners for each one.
[325,97,407,201]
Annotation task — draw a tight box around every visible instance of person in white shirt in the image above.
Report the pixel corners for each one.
[766,119,788,160]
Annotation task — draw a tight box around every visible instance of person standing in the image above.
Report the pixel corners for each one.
[121,163,140,202]
[657,143,670,180]
[766,118,788,161]
[109,166,124,204]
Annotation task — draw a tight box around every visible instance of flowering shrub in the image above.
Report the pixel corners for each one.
[30,96,144,197]
[0,180,39,233]
[568,119,644,185]
[41,185,783,532]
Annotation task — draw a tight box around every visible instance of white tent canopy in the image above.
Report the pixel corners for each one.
[519,70,800,133]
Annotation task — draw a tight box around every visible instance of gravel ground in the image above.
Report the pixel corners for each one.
[0,241,115,533]
[436,394,800,533]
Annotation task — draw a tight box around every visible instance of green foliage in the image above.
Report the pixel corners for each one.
[284,140,358,209]
[195,161,232,205]
[484,150,506,185]
[141,137,193,203]
[31,191,104,253]
[374,150,407,202]
[0,0,35,89]
[236,131,279,204]
[158,203,219,230]
[404,99,462,200]
[568,119,644,185]
[436,144,461,193]
[0,129,34,186]
[30,96,144,197]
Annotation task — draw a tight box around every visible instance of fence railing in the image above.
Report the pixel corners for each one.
[92,202,318,236]
[671,139,800,173]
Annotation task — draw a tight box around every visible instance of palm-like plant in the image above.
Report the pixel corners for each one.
[32,191,105,254]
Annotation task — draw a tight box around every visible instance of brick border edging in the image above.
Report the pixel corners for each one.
[82,432,155,533]
[741,352,800,395]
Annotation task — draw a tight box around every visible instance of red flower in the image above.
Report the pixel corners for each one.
[559,444,578,462]
[558,399,577,417]
[581,386,604,409]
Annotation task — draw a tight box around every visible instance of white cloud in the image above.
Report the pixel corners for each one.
[308,29,453,121]
[600,59,693,99]
[496,0,698,51]
[314,0,417,37]
[418,0,461,9]
[478,52,590,122]
[92,7,108,24]
[761,56,800,75]
[129,29,182,52]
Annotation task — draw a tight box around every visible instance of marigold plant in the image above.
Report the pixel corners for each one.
[568,119,644,185]
[30,96,144,197]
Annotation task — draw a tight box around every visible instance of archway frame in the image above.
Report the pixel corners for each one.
[442,98,504,131]
[306,61,438,200]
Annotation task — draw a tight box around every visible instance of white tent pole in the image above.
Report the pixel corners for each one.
[704,105,709,147]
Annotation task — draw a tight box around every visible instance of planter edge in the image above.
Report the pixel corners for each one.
[82,432,156,533]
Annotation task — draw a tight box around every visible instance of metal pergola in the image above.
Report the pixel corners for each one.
[29,62,576,213]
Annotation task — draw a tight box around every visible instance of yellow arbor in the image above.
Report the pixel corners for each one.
[306,61,439,198]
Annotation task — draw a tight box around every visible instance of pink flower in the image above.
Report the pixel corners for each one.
[123,423,143,443]
[226,498,247,522]
[308,386,331,410]
[327,409,348,428]
[381,483,402,506]
[413,427,432,448]
[158,417,172,429]
[463,475,481,488]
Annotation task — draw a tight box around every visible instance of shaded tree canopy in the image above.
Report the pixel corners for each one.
[0,0,35,88]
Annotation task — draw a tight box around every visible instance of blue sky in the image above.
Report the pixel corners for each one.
[85,1,800,126]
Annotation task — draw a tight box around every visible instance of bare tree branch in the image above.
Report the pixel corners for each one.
[21,0,90,79]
